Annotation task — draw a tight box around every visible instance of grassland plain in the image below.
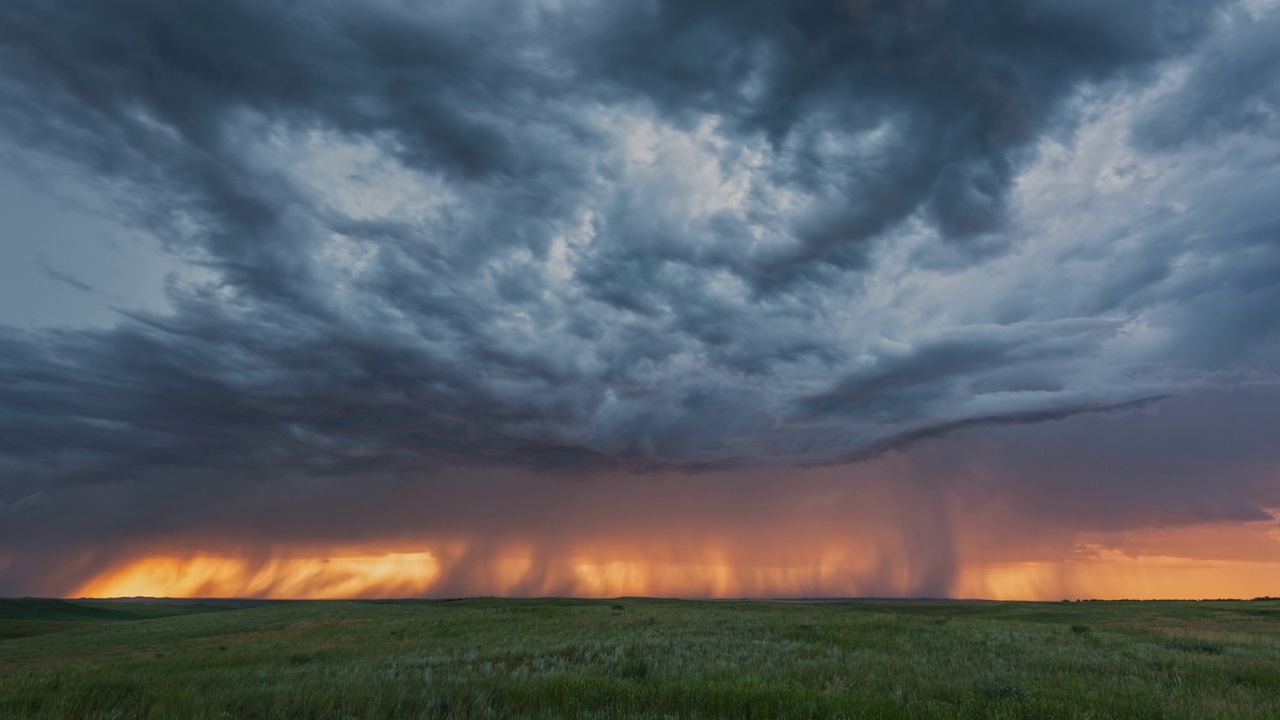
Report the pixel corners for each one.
[1,597,1279,719]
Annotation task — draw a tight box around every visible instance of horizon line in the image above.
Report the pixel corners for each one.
[11,595,1279,604]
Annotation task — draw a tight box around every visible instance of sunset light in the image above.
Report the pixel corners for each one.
[74,507,1280,601]
[76,548,1280,602]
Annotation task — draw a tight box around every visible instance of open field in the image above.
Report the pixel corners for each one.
[1,597,1279,719]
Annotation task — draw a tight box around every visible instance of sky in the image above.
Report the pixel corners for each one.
[2,0,1280,600]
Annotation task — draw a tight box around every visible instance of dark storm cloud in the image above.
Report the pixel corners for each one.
[2,0,1280,564]
[579,0,1212,250]
[1134,6,1280,149]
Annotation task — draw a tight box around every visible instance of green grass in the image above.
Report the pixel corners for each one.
[2,598,1279,718]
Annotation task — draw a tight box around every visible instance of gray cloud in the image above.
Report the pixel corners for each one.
[1,0,1279,579]
[39,260,96,294]
[1134,6,1280,149]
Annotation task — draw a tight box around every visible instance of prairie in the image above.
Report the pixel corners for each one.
[1,597,1278,719]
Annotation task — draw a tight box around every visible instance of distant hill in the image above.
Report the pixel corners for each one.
[0,598,142,622]
[0,598,238,639]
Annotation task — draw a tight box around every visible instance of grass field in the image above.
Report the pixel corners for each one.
[1,597,1279,719]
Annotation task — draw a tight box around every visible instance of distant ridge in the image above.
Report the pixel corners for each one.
[0,597,233,623]
[79,597,292,608]
[0,598,133,622]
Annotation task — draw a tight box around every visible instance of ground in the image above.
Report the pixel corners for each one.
[1,597,1278,718]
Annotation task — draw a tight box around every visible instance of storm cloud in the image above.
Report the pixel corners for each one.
[1,0,1279,596]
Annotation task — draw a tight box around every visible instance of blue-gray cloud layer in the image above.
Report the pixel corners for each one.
[1,0,1279,568]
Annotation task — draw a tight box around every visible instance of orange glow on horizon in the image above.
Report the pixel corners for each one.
[73,540,1280,601]
[955,550,1280,601]
[74,547,885,600]
[66,495,1280,601]
[75,553,444,600]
